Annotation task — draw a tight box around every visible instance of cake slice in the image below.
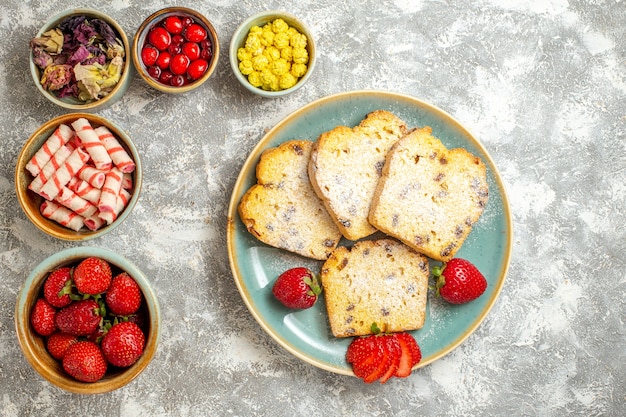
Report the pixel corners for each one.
[321,239,429,338]
[238,140,342,260]
[369,127,489,262]
[308,110,408,241]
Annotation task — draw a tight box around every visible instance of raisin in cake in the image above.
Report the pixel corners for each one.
[238,140,342,260]
[321,239,429,338]
[369,127,489,262]
[308,110,408,241]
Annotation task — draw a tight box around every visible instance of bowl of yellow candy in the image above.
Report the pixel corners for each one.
[229,11,316,98]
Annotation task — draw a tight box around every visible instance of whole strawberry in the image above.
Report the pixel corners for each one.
[30,298,57,336]
[101,321,145,367]
[272,267,321,309]
[47,332,79,360]
[62,341,108,382]
[55,299,102,336]
[432,258,487,304]
[106,272,142,316]
[73,257,112,295]
[43,267,73,308]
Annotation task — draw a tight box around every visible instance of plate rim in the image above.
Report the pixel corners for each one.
[227,89,513,376]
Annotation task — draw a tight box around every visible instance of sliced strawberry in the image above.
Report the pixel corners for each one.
[394,332,421,377]
[346,335,384,380]
[363,336,393,383]
[379,335,401,383]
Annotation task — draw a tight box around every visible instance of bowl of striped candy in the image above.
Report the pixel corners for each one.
[15,113,142,240]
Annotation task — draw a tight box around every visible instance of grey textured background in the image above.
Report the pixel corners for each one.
[1,1,624,416]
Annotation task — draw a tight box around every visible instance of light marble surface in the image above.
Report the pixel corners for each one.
[1,1,624,416]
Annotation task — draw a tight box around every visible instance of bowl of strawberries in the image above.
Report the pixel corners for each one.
[14,247,160,394]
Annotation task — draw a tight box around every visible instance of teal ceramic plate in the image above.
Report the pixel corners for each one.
[227,90,513,376]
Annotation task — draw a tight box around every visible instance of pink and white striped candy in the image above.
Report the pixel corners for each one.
[55,187,98,218]
[25,124,73,176]
[40,200,85,232]
[39,148,89,201]
[71,179,102,205]
[98,167,123,213]
[99,189,132,225]
[77,165,106,188]
[84,212,106,231]
[71,118,112,170]
[95,126,136,173]
[121,172,133,190]
[28,145,73,195]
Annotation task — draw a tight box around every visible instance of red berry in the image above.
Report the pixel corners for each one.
[393,333,421,378]
[148,26,171,51]
[379,335,402,383]
[163,16,183,34]
[169,53,190,75]
[433,258,487,304]
[155,51,172,69]
[272,267,321,309]
[182,42,200,61]
[43,267,72,308]
[141,45,159,67]
[55,299,101,336]
[181,16,193,27]
[171,34,185,45]
[101,322,145,367]
[168,43,182,55]
[346,334,385,381]
[200,39,212,51]
[62,341,107,382]
[200,47,212,61]
[170,74,186,87]
[148,66,161,79]
[73,257,112,295]
[31,298,57,336]
[159,70,174,84]
[46,332,79,360]
[106,272,142,316]
[187,59,208,80]
[184,23,207,42]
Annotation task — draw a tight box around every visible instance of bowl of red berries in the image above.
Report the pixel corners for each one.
[14,247,160,394]
[132,7,219,93]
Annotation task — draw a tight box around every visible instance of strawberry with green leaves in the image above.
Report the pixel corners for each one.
[43,267,73,308]
[73,257,112,295]
[101,321,145,367]
[432,258,487,304]
[62,341,108,382]
[272,267,321,309]
[345,323,422,384]
[55,299,102,336]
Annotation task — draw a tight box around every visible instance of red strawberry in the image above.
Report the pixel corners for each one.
[62,341,108,382]
[272,267,321,309]
[55,299,102,336]
[346,334,385,380]
[379,335,402,383]
[101,321,145,367]
[105,272,142,316]
[73,257,112,295]
[46,332,79,360]
[43,267,73,308]
[394,332,422,378]
[432,258,487,304]
[30,298,57,336]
